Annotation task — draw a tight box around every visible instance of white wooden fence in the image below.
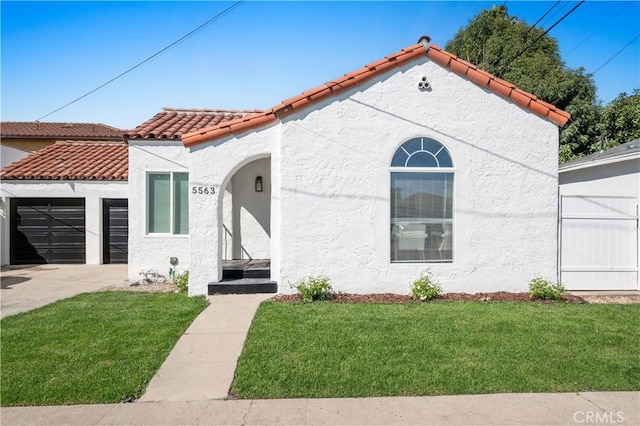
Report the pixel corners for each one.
[559,195,638,290]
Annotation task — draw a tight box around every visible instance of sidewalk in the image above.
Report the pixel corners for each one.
[3,391,638,425]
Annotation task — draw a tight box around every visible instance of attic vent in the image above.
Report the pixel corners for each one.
[62,124,75,128]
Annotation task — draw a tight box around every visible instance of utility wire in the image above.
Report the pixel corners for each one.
[591,33,640,76]
[550,33,640,106]
[35,1,244,122]
[497,0,585,75]
[525,1,561,37]
[539,1,570,29]
[565,1,633,56]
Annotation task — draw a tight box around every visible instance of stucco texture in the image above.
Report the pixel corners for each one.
[185,57,560,295]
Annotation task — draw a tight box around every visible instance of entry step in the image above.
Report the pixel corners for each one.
[208,279,277,295]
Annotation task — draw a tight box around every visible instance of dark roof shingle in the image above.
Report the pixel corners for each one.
[1,122,123,139]
[560,138,640,169]
[0,140,128,181]
[124,108,263,140]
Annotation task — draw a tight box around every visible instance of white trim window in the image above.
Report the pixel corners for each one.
[147,172,189,235]
[390,137,454,263]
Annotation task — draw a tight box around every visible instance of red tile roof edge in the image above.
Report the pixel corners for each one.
[1,122,124,139]
[182,41,570,148]
[0,140,129,181]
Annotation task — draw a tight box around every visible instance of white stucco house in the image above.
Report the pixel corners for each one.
[559,139,639,290]
[125,37,571,296]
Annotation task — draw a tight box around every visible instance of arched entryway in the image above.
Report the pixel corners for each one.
[213,156,275,294]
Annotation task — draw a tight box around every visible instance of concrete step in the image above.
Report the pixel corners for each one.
[221,268,270,280]
[208,279,278,295]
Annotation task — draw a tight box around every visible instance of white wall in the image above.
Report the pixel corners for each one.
[1,180,128,265]
[231,158,271,259]
[187,57,559,296]
[128,140,190,281]
[1,145,29,168]
[188,128,277,295]
[559,159,640,199]
[559,158,640,291]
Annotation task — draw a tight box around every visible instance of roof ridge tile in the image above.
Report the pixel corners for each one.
[182,40,570,147]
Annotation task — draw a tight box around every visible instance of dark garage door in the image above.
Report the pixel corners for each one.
[10,198,86,264]
[103,199,128,264]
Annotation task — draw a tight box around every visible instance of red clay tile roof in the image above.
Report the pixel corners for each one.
[124,107,264,140]
[182,39,570,148]
[1,122,123,139]
[0,140,128,181]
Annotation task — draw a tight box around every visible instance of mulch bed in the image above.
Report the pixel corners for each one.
[271,292,587,304]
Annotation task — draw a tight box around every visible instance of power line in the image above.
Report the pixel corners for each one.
[550,33,640,106]
[591,33,640,76]
[35,1,244,122]
[565,1,633,56]
[526,0,561,36]
[539,1,570,29]
[497,0,585,75]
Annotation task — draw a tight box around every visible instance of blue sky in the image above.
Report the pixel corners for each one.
[1,1,639,130]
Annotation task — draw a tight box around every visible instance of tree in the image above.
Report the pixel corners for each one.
[445,5,599,162]
[599,89,640,148]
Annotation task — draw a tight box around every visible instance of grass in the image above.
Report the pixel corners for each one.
[1,291,208,406]
[233,301,640,399]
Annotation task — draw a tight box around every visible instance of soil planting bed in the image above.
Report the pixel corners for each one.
[271,292,587,304]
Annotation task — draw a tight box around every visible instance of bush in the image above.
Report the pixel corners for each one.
[292,275,333,303]
[410,270,442,301]
[173,270,189,293]
[528,277,565,300]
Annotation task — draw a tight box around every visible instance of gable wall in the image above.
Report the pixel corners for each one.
[274,58,559,294]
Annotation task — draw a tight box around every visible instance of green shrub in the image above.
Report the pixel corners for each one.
[173,270,189,293]
[410,270,442,301]
[528,277,566,300]
[293,275,333,303]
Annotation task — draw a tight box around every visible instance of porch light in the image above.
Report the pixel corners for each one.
[255,176,263,192]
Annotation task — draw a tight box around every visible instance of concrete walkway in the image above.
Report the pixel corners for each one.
[139,294,272,402]
[3,391,638,425]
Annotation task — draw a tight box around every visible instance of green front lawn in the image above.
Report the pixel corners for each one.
[233,301,640,398]
[1,292,208,406]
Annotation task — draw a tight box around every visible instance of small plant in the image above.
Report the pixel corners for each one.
[292,275,333,303]
[410,270,442,301]
[528,277,565,300]
[173,270,189,293]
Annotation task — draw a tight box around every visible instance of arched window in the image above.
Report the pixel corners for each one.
[390,137,454,263]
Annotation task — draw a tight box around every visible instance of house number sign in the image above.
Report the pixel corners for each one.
[191,186,216,194]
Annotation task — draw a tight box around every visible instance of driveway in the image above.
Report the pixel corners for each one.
[0,264,128,318]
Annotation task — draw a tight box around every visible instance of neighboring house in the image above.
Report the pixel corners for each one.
[0,141,128,266]
[127,37,570,296]
[1,121,123,168]
[559,139,640,291]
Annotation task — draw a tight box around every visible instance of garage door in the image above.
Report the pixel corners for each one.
[10,198,86,264]
[103,199,128,264]
[560,195,638,290]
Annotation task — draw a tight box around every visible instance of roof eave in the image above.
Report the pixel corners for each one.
[559,152,640,172]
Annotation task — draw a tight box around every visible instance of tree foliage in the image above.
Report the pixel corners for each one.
[445,5,605,162]
[600,89,640,147]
